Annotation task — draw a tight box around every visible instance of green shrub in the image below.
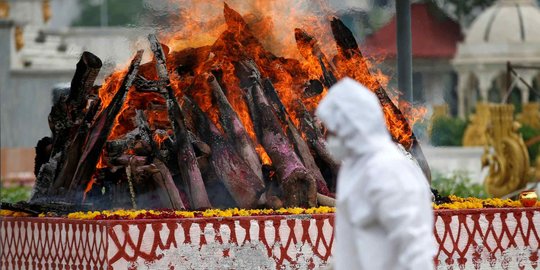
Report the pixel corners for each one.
[519,124,540,161]
[0,185,32,203]
[430,117,468,146]
[431,171,488,198]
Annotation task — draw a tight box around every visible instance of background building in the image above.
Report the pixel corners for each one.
[453,0,540,118]
[364,2,463,116]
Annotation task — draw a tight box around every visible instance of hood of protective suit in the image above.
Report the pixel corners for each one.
[315,77,393,158]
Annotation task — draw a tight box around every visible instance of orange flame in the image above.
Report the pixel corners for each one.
[94,1,424,169]
[153,132,168,149]
[82,176,97,202]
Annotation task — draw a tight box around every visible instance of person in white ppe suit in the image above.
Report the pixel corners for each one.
[315,78,437,270]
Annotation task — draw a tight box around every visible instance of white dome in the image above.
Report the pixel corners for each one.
[466,0,540,43]
[454,0,540,66]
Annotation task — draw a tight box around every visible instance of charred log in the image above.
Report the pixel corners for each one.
[262,78,330,196]
[50,52,102,157]
[296,100,340,181]
[1,201,93,216]
[330,17,432,182]
[45,99,101,196]
[207,73,263,179]
[34,137,52,177]
[68,50,143,201]
[134,110,185,210]
[67,51,103,125]
[294,28,338,88]
[303,79,324,99]
[183,96,265,209]
[148,33,212,210]
[236,60,316,207]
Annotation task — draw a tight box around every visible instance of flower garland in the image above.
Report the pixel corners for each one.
[1,196,539,219]
[432,195,539,210]
[65,206,336,220]
[0,209,31,217]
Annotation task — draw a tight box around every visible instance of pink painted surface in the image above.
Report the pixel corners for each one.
[1,208,539,269]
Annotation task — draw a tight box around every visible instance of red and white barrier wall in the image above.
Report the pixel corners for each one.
[1,208,539,269]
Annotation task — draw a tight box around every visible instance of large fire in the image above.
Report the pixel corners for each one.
[101,2,422,140]
[88,1,426,200]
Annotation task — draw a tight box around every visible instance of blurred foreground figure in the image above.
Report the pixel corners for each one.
[316,78,436,270]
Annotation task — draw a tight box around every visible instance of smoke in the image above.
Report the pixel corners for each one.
[140,0,374,59]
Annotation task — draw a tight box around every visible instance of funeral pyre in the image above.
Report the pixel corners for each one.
[21,3,429,213]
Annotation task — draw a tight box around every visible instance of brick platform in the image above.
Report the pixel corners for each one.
[1,208,539,269]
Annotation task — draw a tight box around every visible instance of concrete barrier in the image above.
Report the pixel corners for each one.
[1,208,539,269]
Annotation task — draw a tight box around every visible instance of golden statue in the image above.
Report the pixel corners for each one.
[482,104,532,197]
[15,25,24,51]
[517,102,540,129]
[432,104,449,119]
[463,102,491,146]
[42,0,51,23]
[0,1,9,19]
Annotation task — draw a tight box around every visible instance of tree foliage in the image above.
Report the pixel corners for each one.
[431,0,497,27]
[430,116,468,146]
[72,0,146,27]
[519,124,540,162]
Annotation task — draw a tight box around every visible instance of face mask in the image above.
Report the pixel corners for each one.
[326,135,348,161]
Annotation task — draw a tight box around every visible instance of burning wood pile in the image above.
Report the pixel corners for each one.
[27,4,429,212]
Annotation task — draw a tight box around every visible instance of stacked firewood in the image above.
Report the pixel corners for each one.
[27,3,429,212]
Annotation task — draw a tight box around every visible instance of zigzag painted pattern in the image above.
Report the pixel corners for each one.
[1,209,539,269]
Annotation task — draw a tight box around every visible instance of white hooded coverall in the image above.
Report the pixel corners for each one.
[315,78,436,270]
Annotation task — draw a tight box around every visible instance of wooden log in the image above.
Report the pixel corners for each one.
[294,28,338,87]
[303,79,324,99]
[317,192,336,207]
[33,53,103,202]
[330,18,408,132]
[134,110,185,210]
[104,128,141,158]
[34,137,52,177]
[262,78,330,196]
[1,201,92,216]
[182,96,265,209]
[134,110,161,159]
[50,52,103,157]
[109,154,147,166]
[45,99,101,195]
[207,73,263,180]
[296,100,340,178]
[68,50,143,201]
[136,159,185,210]
[330,17,432,182]
[148,33,212,210]
[235,60,316,207]
[66,51,103,126]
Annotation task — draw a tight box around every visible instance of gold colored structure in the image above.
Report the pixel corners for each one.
[517,102,540,129]
[0,1,9,19]
[432,104,449,119]
[15,25,24,51]
[463,102,491,146]
[482,104,531,197]
[42,0,51,23]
